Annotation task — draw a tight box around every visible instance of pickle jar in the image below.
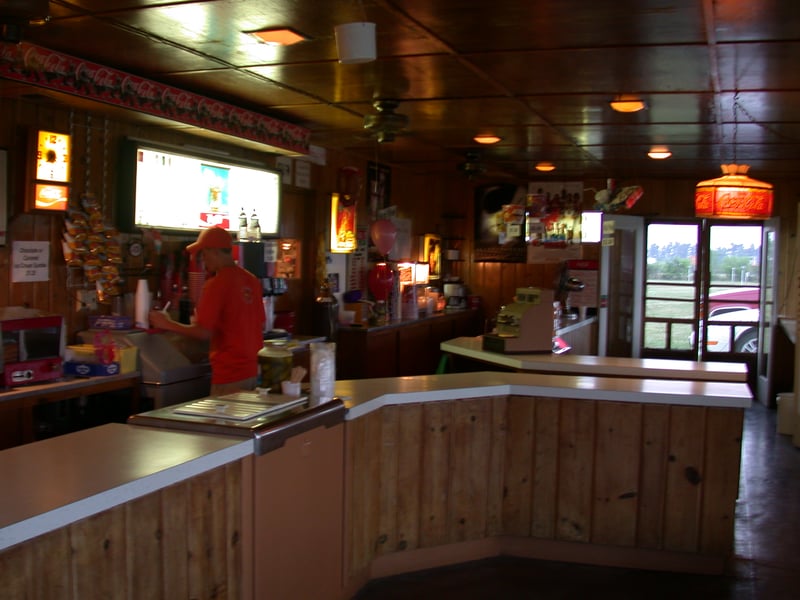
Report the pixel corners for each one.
[258,340,293,392]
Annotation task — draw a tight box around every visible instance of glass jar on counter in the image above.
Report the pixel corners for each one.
[258,339,293,392]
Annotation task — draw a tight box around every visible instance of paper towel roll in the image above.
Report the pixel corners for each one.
[135,278,151,329]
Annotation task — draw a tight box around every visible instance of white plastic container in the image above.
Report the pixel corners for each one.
[776,393,796,435]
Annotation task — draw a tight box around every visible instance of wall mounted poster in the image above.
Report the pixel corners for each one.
[423,233,442,279]
[474,183,528,262]
[367,161,391,220]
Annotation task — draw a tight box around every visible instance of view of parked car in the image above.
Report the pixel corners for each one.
[697,288,761,353]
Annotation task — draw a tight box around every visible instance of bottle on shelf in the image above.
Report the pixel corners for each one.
[247,210,261,242]
[238,208,248,241]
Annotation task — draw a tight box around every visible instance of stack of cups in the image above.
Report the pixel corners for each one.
[134,279,150,329]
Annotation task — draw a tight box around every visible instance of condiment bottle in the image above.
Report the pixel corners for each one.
[248,210,261,241]
[238,208,248,241]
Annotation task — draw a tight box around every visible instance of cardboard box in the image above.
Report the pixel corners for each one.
[65,344,138,374]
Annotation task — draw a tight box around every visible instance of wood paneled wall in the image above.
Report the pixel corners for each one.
[1,96,798,341]
[0,461,245,600]
[344,396,743,579]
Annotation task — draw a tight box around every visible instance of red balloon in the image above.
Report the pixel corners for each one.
[368,262,394,301]
[370,219,397,256]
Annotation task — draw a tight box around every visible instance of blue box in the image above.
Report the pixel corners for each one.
[63,361,121,377]
[88,315,133,330]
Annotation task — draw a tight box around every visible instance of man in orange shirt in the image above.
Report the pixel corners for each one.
[149,226,265,396]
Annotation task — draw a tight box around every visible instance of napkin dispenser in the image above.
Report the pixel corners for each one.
[482,287,555,354]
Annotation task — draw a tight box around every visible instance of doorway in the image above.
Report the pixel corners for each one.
[640,219,775,398]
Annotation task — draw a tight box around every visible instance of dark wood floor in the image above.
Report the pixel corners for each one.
[354,402,800,600]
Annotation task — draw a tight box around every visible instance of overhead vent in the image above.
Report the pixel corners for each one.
[363,99,409,143]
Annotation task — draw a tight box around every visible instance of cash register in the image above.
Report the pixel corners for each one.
[482,287,556,354]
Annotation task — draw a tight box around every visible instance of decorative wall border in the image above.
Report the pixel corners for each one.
[0,42,310,155]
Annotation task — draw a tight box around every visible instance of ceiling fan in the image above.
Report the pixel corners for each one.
[0,0,49,42]
[456,150,487,179]
[363,99,409,143]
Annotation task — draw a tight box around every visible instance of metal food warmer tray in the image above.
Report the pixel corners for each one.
[128,391,345,455]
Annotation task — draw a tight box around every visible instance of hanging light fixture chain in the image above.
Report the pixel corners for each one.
[85,113,92,193]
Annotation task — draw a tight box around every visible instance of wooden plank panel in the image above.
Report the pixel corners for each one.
[637,404,670,549]
[34,528,72,600]
[531,396,559,539]
[187,468,229,600]
[0,537,31,599]
[663,406,706,552]
[419,400,453,547]
[225,461,243,600]
[70,506,127,599]
[447,398,491,542]
[377,405,399,556]
[343,409,384,570]
[700,408,744,555]
[126,492,164,600]
[486,396,508,536]
[396,403,423,552]
[556,398,595,543]
[162,480,190,599]
[0,527,71,600]
[502,395,534,536]
[592,401,642,546]
[363,410,384,561]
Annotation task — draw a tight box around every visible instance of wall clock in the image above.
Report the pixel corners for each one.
[29,129,72,211]
[36,130,71,183]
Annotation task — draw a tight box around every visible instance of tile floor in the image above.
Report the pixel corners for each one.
[354,402,800,599]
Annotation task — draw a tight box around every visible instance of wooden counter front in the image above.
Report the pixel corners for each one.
[337,372,750,595]
[337,310,480,379]
[0,372,142,449]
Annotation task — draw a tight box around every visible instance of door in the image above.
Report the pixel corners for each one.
[756,219,779,405]
[598,215,644,357]
[642,221,701,360]
[641,220,770,387]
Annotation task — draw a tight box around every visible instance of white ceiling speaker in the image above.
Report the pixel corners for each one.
[335,22,376,64]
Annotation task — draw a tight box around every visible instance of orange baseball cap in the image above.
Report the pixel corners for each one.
[186,226,233,254]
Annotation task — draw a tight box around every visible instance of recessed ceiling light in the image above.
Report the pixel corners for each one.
[648,146,672,159]
[249,28,310,46]
[610,94,646,113]
[473,134,501,145]
[535,162,556,172]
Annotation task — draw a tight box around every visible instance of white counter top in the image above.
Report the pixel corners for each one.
[336,370,752,420]
[0,372,140,403]
[441,336,748,382]
[1,369,752,553]
[0,423,250,551]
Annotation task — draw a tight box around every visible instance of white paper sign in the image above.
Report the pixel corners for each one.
[275,156,293,184]
[12,241,50,282]
[294,160,311,188]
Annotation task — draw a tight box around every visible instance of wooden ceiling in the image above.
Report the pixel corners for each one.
[4,0,800,183]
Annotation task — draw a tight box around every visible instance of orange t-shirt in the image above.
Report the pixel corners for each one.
[195,265,265,385]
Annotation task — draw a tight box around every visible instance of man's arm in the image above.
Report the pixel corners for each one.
[148,309,212,341]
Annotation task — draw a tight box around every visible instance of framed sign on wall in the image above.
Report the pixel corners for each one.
[28,129,72,212]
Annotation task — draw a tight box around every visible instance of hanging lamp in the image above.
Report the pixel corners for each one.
[694,92,773,219]
[694,164,773,219]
